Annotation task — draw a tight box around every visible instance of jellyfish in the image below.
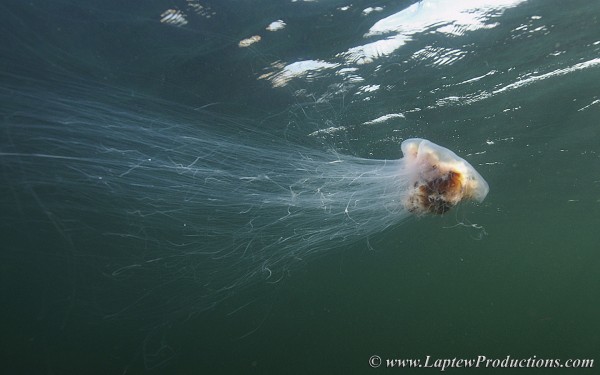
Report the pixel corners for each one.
[0,79,489,316]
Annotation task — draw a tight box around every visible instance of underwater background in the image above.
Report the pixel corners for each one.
[1,0,599,373]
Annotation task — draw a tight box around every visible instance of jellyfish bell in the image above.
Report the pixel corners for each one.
[402,138,490,215]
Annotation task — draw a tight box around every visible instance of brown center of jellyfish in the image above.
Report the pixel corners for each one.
[417,170,463,214]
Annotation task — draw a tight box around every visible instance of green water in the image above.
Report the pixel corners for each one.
[1,0,599,373]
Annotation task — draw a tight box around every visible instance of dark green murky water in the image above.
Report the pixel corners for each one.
[1,0,599,373]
